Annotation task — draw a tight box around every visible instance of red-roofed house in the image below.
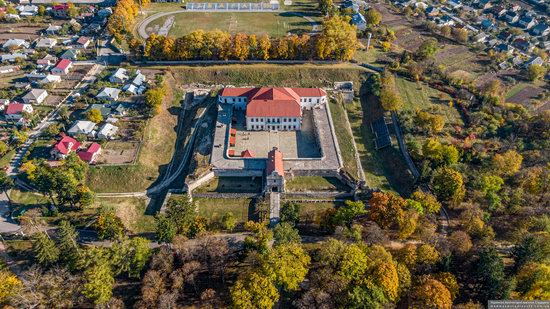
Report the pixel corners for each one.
[50,135,80,160]
[266,147,285,192]
[51,4,69,18]
[51,59,73,75]
[218,87,327,131]
[75,36,92,49]
[77,143,101,163]
[4,103,33,120]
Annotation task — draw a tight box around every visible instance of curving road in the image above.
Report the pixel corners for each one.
[137,10,319,40]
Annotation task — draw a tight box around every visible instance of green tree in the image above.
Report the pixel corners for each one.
[231,271,279,309]
[86,108,103,123]
[492,150,523,176]
[280,201,300,226]
[0,141,8,156]
[95,212,125,240]
[513,234,550,270]
[273,222,301,245]
[431,167,465,203]
[318,0,334,16]
[334,200,366,227]
[244,221,273,254]
[365,9,382,27]
[261,243,311,291]
[380,71,403,111]
[473,247,512,304]
[527,64,547,81]
[57,220,81,271]
[58,106,70,122]
[221,212,237,231]
[155,214,176,243]
[415,39,439,60]
[32,232,60,267]
[410,190,441,214]
[111,237,152,278]
[83,259,114,305]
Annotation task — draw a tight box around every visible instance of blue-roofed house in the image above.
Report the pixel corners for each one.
[351,12,367,31]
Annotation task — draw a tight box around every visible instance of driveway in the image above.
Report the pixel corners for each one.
[0,192,20,234]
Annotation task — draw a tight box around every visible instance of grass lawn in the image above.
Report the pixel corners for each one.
[195,176,263,193]
[149,12,312,37]
[0,149,15,168]
[9,189,49,206]
[286,176,349,192]
[194,197,251,224]
[170,64,368,90]
[96,197,156,234]
[293,200,341,224]
[396,77,463,127]
[329,99,360,179]
[86,73,179,193]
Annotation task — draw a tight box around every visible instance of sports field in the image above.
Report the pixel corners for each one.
[146,11,312,37]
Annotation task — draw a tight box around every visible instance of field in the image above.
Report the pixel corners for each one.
[194,176,263,193]
[292,200,342,225]
[285,176,349,192]
[396,77,463,127]
[146,11,312,37]
[506,82,548,111]
[97,197,156,234]
[97,141,140,165]
[434,45,489,82]
[328,99,360,179]
[194,197,252,224]
[86,74,179,193]
[170,64,369,88]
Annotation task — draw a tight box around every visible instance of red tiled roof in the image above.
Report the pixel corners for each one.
[77,143,101,162]
[247,99,301,118]
[5,104,24,115]
[229,136,236,146]
[230,128,237,135]
[228,149,235,157]
[54,59,72,70]
[267,148,284,176]
[292,88,327,97]
[76,36,90,45]
[54,135,80,155]
[53,4,69,10]
[241,149,255,158]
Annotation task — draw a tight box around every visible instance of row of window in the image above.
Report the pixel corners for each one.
[250,125,299,130]
[249,117,299,123]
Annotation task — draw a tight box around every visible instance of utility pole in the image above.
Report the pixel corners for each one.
[366,32,372,52]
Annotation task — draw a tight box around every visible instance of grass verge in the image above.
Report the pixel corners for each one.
[329,99,360,179]
[194,197,251,224]
[285,176,349,192]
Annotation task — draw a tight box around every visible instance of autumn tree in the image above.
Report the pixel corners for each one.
[448,230,472,254]
[261,243,310,291]
[452,28,468,43]
[527,64,547,81]
[316,15,358,61]
[431,167,465,203]
[410,190,441,214]
[233,33,250,61]
[492,150,523,176]
[318,0,334,16]
[409,276,452,309]
[95,211,125,240]
[231,271,279,309]
[365,9,382,27]
[515,262,550,300]
[368,191,406,230]
[86,108,103,123]
[379,71,403,111]
[258,33,271,60]
[0,269,22,304]
[415,110,445,134]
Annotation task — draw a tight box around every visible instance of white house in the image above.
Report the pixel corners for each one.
[51,59,73,75]
[96,87,121,101]
[1,53,27,62]
[38,74,62,85]
[109,68,129,84]
[17,4,38,16]
[97,123,118,140]
[2,39,30,51]
[35,38,57,49]
[67,120,96,136]
[22,88,48,104]
[75,36,92,49]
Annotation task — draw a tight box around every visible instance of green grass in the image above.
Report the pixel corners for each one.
[329,99,360,179]
[96,197,156,234]
[9,189,49,205]
[505,83,530,100]
[195,176,263,193]
[171,64,368,90]
[149,12,312,37]
[286,176,349,192]
[194,197,251,224]
[293,200,341,224]
[396,78,462,127]
[0,149,15,168]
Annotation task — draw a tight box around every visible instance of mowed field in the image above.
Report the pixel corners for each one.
[147,11,312,37]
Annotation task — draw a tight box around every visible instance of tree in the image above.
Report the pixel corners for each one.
[0,270,22,304]
[416,244,440,265]
[0,141,8,156]
[32,232,60,267]
[316,16,358,61]
[233,33,250,61]
[452,28,468,43]
[365,9,382,27]
[334,200,366,227]
[318,0,334,16]
[415,39,439,60]
[258,34,271,60]
[527,64,547,81]
[431,167,465,203]
[37,5,46,16]
[492,150,523,176]
[0,170,14,204]
[368,192,406,229]
[165,196,195,236]
[57,220,80,270]
[280,201,300,226]
[515,262,550,300]
[410,190,441,214]
[273,222,301,245]
[231,271,279,309]
[43,123,61,137]
[512,234,550,270]
[111,237,152,278]
[448,230,472,254]
[86,108,103,123]
[83,259,114,305]
[156,214,176,243]
[473,247,511,303]
[221,212,237,231]
[440,25,452,37]
[261,243,310,291]
[58,105,70,122]
[409,277,452,309]
[380,71,403,111]
[244,221,273,254]
[95,212,125,240]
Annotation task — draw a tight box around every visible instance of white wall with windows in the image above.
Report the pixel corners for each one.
[218,95,247,110]
[246,116,301,131]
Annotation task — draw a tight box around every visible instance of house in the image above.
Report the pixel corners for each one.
[512,38,533,52]
[4,103,33,120]
[35,38,57,49]
[67,120,96,136]
[341,0,359,12]
[131,71,146,86]
[518,15,536,30]
[350,13,367,31]
[488,6,506,18]
[2,39,30,51]
[425,6,440,17]
[497,31,513,42]
[60,49,79,60]
[50,134,80,159]
[480,19,495,31]
[494,43,515,54]
[97,123,118,139]
[265,147,285,193]
[96,87,121,101]
[436,15,455,26]
[122,84,138,94]
[473,32,488,43]
[38,74,62,85]
[1,53,27,62]
[505,11,519,24]
[51,4,69,18]
[112,103,131,116]
[476,0,492,10]
[75,36,92,49]
[0,66,18,74]
[531,23,550,37]
[51,59,73,75]
[77,143,101,163]
[25,71,48,81]
[524,56,544,67]
[511,56,524,67]
[109,68,129,83]
[22,88,48,104]
[87,104,112,118]
[219,87,327,131]
[37,54,58,67]
[17,4,38,16]
[447,0,462,10]
[45,24,62,35]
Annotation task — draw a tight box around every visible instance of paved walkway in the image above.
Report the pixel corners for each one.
[0,193,20,234]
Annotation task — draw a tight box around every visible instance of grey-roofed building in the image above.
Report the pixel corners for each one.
[67,120,96,136]
[96,87,121,101]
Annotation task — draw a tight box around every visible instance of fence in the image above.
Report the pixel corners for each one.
[186,2,280,11]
